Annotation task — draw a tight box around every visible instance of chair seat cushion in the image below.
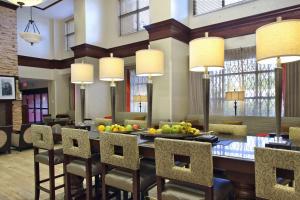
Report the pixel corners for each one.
[162,178,232,200]
[105,159,156,192]
[66,158,101,177]
[35,149,64,165]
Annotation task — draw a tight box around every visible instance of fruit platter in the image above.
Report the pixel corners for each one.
[97,124,142,134]
[140,122,201,140]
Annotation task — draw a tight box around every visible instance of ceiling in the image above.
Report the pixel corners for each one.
[3,0,74,19]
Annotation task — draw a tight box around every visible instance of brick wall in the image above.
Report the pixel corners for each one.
[0,5,22,129]
[0,6,18,76]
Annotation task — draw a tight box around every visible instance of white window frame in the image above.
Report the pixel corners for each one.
[64,18,75,51]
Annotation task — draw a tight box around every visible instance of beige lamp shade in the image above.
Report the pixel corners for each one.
[136,49,164,76]
[225,91,245,101]
[71,63,94,84]
[8,0,44,6]
[256,19,300,64]
[99,55,124,81]
[189,34,225,72]
[133,95,147,102]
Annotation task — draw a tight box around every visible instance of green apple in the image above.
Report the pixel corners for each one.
[161,124,171,134]
[171,125,181,133]
[105,126,112,132]
[125,124,133,131]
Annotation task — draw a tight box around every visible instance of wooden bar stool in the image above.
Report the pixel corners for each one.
[61,128,101,200]
[32,125,65,200]
[255,147,300,200]
[155,138,233,200]
[100,133,156,200]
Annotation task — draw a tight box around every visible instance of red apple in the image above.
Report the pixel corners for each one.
[132,124,140,130]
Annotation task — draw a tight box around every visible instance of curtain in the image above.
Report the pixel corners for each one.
[189,46,276,116]
[284,61,300,117]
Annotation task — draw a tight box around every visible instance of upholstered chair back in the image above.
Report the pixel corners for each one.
[94,118,112,126]
[209,124,247,136]
[255,147,300,200]
[289,127,300,141]
[32,125,54,150]
[52,124,62,134]
[0,126,12,150]
[124,119,147,129]
[155,138,213,187]
[100,133,140,170]
[158,121,181,128]
[61,128,91,159]
[21,124,32,144]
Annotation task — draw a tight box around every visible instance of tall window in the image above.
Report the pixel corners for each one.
[193,0,251,15]
[210,47,276,116]
[128,69,148,112]
[22,88,49,123]
[119,0,150,35]
[64,18,75,51]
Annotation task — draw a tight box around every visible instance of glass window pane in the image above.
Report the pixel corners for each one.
[225,0,244,6]
[35,109,41,122]
[120,0,137,15]
[138,0,149,8]
[28,109,35,123]
[194,0,222,15]
[35,94,41,108]
[130,69,148,112]
[27,95,34,108]
[42,109,48,116]
[42,93,48,108]
[121,13,137,35]
[138,9,149,30]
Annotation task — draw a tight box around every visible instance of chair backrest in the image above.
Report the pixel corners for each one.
[61,128,91,159]
[94,118,112,126]
[100,133,139,170]
[32,125,54,150]
[124,119,147,129]
[209,123,247,136]
[21,124,32,144]
[155,138,213,187]
[255,147,300,200]
[52,124,62,134]
[0,126,12,149]
[289,127,300,141]
[158,121,181,129]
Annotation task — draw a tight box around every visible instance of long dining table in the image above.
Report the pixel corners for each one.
[54,130,298,200]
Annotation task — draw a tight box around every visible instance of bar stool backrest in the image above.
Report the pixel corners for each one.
[255,147,300,200]
[61,128,91,159]
[155,138,213,187]
[32,125,54,150]
[289,127,300,141]
[100,133,139,170]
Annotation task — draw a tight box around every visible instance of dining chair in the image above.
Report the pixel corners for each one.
[255,147,300,200]
[124,119,147,129]
[155,138,233,200]
[289,127,300,141]
[158,121,181,128]
[100,133,156,200]
[209,123,247,136]
[32,124,65,200]
[62,128,101,200]
[11,123,32,151]
[0,125,12,154]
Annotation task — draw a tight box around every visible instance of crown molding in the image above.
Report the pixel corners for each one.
[18,55,74,69]
[71,43,109,59]
[145,19,190,44]
[109,40,149,58]
[0,1,18,10]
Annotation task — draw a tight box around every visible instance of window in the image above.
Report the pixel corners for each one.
[119,0,150,35]
[64,18,75,51]
[128,69,148,112]
[22,88,49,123]
[193,0,251,15]
[210,47,276,117]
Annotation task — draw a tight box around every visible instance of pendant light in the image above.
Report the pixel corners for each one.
[19,7,41,46]
[8,0,45,7]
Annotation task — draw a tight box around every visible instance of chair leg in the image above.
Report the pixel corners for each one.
[123,191,129,200]
[64,157,72,200]
[102,164,107,200]
[34,161,40,200]
[95,175,100,199]
[86,159,93,200]
[49,150,55,200]
[132,171,140,200]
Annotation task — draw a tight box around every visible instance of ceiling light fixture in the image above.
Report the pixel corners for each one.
[8,0,45,7]
[19,7,41,46]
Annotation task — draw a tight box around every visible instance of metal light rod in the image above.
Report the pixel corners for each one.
[147,76,153,128]
[275,57,282,136]
[80,84,85,123]
[202,68,210,133]
[110,81,116,124]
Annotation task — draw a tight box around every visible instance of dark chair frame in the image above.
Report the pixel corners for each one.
[0,125,12,154]
[34,147,65,200]
[12,123,32,151]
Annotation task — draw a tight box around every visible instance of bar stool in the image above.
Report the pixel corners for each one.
[32,124,65,200]
[100,133,156,200]
[155,138,233,200]
[61,128,101,200]
[255,147,300,200]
